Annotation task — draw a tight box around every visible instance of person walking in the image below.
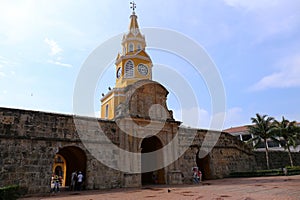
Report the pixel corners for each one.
[77,171,84,191]
[70,171,77,191]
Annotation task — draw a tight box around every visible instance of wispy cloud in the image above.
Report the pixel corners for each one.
[223,107,249,128]
[0,55,14,68]
[223,0,277,10]
[0,56,17,77]
[223,0,300,43]
[173,107,210,129]
[0,72,6,77]
[44,38,72,68]
[47,60,72,68]
[251,54,300,91]
[44,38,63,56]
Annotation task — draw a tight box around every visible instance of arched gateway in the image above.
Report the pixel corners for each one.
[141,136,165,185]
[196,151,212,180]
[52,146,87,188]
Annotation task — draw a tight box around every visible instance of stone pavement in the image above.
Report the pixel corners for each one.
[21,175,300,200]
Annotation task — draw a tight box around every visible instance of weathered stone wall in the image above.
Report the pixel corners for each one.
[211,133,257,177]
[3,106,295,195]
[177,128,257,181]
[254,151,300,169]
[0,138,55,194]
[0,107,122,194]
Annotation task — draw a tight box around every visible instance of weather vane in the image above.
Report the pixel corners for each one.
[130,1,136,13]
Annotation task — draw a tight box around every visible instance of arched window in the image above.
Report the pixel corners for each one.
[137,44,142,51]
[125,60,134,78]
[129,43,134,52]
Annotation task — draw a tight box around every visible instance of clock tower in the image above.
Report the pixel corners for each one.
[100,3,153,119]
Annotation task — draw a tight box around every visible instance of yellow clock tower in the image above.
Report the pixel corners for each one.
[100,3,153,119]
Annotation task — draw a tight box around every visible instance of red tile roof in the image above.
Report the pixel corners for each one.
[223,125,249,133]
[224,121,300,133]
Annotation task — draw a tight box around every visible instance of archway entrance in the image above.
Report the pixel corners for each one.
[52,146,87,188]
[196,151,211,180]
[141,136,165,185]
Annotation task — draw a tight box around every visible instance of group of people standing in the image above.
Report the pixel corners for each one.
[50,171,84,193]
[70,171,84,191]
[192,166,202,183]
[50,174,63,193]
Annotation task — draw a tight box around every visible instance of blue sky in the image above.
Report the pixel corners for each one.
[0,0,300,129]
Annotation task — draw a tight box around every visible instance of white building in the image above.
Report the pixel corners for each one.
[223,123,300,152]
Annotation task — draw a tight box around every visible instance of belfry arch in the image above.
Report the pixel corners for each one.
[141,135,165,185]
[52,146,87,187]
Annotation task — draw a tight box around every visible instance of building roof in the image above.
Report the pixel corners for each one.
[224,121,300,133]
[223,125,249,133]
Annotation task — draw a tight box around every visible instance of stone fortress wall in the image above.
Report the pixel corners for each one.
[254,151,300,169]
[0,106,258,194]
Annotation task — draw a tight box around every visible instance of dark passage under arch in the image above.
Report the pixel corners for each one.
[196,151,211,180]
[141,136,165,185]
[56,146,87,187]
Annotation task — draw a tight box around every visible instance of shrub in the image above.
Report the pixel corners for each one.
[0,185,27,200]
[229,167,300,178]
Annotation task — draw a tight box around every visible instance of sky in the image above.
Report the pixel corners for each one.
[0,0,300,130]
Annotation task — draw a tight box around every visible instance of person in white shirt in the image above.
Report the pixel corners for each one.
[77,171,84,191]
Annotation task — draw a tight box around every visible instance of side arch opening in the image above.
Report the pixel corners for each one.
[196,151,212,180]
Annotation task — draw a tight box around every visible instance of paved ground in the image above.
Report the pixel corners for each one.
[21,175,300,200]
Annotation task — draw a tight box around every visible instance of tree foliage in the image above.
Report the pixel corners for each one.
[273,117,300,167]
[247,113,276,169]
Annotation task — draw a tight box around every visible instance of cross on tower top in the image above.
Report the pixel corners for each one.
[130,1,136,13]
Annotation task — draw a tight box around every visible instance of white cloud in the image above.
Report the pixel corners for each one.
[44,38,72,68]
[47,60,72,68]
[223,0,278,10]
[174,106,249,130]
[0,72,6,77]
[44,38,63,56]
[173,107,210,129]
[251,55,300,90]
[0,56,13,68]
[223,107,248,128]
[223,0,300,43]
[0,56,17,77]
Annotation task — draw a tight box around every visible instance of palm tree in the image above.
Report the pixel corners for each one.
[247,113,275,169]
[273,117,300,167]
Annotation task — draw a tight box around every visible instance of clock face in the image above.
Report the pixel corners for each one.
[138,64,148,76]
[116,67,122,78]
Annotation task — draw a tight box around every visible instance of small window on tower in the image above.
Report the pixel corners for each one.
[124,60,134,78]
[129,43,134,52]
[137,44,142,51]
[105,104,109,119]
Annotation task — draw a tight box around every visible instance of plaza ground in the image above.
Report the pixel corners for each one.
[21,175,300,200]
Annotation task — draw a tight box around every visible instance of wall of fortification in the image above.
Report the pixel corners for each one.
[0,107,122,194]
[254,151,300,169]
[177,129,257,182]
[3,107,296,196]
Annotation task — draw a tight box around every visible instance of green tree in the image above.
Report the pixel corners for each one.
[247,113,276,169]
[273,117,300,167]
